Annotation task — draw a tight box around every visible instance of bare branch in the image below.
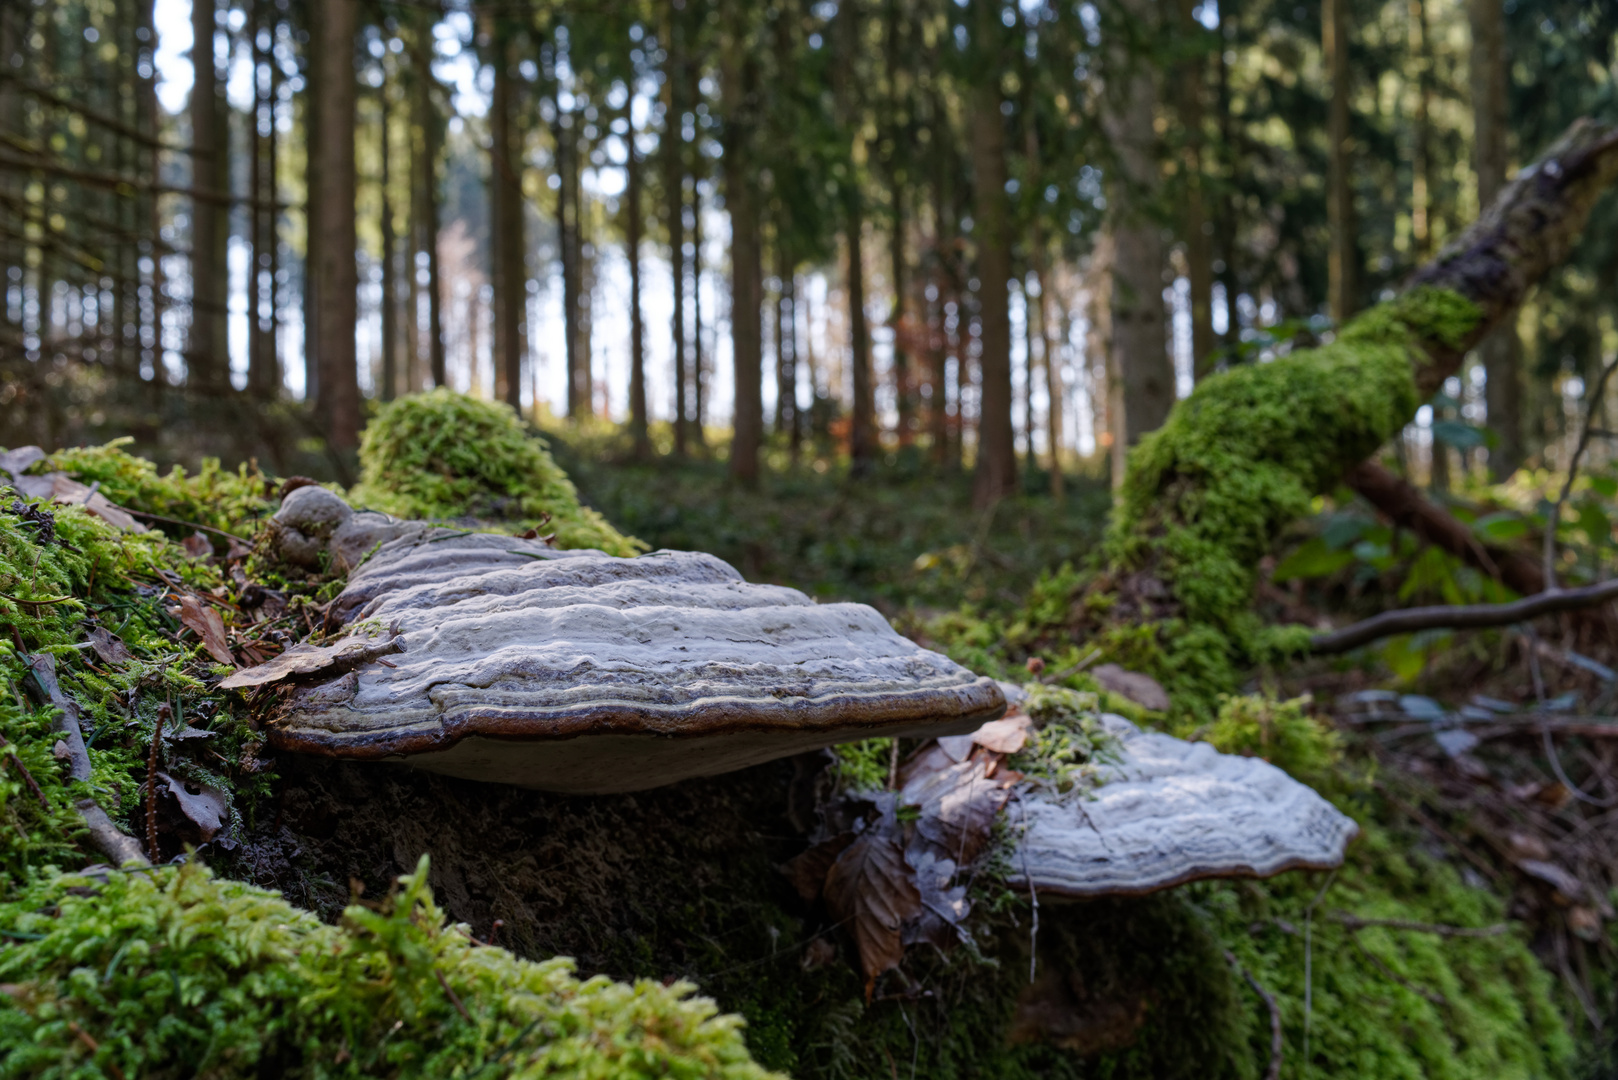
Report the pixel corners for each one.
[1309,578,1618,654]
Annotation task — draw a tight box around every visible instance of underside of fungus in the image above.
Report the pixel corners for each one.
[235,489,1006,793]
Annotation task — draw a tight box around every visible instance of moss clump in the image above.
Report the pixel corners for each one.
[0,856,780,1079]
[348,390,643,555]
[41,437,280,541]
[1202,693,1342,784]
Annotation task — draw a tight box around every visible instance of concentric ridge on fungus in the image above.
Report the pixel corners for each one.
[249,496,1005,793]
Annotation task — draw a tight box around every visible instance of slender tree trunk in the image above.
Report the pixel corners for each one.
[1176,0,1214,378]
[249,0,279,399]
[189,0,228,390]
[786,269,802,458]
[1213,16,1237,355]
[1030,237,1064,500]
[891,174,911,446]
[929,165,953,467]
[555,104,580,416]
[834,0,875,473]
[1324,0,1357,322]
[664,16,688,458]
[411,24,446,388]
[1469,0,1523,478]
[969,57,1015,507]
[1409,0,1433,259]
[379,84,398,402]
[302,10,321,407]
[626,121,649,458]
[1103,0,1171,486]
[488,27,524,411]
[773,241,789,433]
[692,178,706,448]
[726,179,764,485]
[313,0,359,449]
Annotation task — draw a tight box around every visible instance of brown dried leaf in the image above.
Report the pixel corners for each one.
[85,626,132,665]
[782,832,855,902]
[182,532,213,559]
[969,712,1034,754]
[896,741,958,788]
[157,770,227,841]
[218,632,404,691]
[901,849,970,950]
[823,825,922,990]
[901,754,1017,867]
[1091,664,1171,712]
[177,595,234,666]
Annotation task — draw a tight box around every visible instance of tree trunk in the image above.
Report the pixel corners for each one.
[691,178,706,448]
[312,0,359,449]
[664,14,688,458]
[379,84,398,403]
[189,0,228,391]
[555,105,581,417]
[411,23,446,388]
[722,6,763,486]
[249,0,279,400]
[1102,0,1171,486]
[1470,0,1523,479]
[626,118,650,459]
[969,17,1015,508]
[834,0,875,473]
[891,174,911,447]
[488,27,524,412]
[302,10,322,407]
[1176,0,1214,379]
[1324,0,1357,322]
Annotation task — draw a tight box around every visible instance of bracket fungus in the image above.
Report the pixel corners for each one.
[236,492,1005,793]
[1005,711,1358,897]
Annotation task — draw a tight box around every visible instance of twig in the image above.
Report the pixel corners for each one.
[0,591,76,606]
[1040,647,1102,685]
[1224,950,1282,1080]
[122,510,251,547]
[1330,912,1508,938]
[1346,930,1447,1006]
[0,731,49,808]
[1310,578,1618,653]
[1541,723,1618,807]
[435,968,472,1023]
[1544,350,1618,591]
[146,703,169,862]
[1303,869,1336,1072]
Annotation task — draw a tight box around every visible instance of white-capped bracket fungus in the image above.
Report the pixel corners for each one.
[234,489,1006,793]
[1005,710,1358,897]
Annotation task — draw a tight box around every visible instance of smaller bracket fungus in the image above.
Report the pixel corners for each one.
[1007,713,1358,897]
[240,493,1005,793]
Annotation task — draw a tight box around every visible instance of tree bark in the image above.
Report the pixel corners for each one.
[410,21,446,388]
[488,25,524,412]
[834,0,875,474]
[969,14,1015,508]
[554,103,581,417]
[188,0,228,391]
[312,0,359,449]
[1469,0,1523,478]
[1103,0,1171,485]
[1324,0,1357,322]
[626,118,649,459]
[248,0,279,399]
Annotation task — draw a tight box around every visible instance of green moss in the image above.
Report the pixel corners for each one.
[348,390,644,556]
[1205,826,1573,1080]
[1202,693,1343,784]
[0,856,780,1079]
[42,437,280,541]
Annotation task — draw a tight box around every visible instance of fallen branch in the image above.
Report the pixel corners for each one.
[0,731,48,808]
[1309,579,1618,654]
[123,510,252,547]
[1224,950,1282,1080]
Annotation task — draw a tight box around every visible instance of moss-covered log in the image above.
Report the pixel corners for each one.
[1091,119,1618,715]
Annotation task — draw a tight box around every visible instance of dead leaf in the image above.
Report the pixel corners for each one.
[801,937,839,970]
[901,849,970,950]
[823,819,922,993]
[969,712,1034,755]
[1569,906,1603,942]
[176,595,234,666]
[896,741,957,788]
[182,532,212,559]
[225,537,255,561]
[935,733,977,763]
[1517,859,1584,903]
[42,473,147,533]
[85,626,132,665]
[219,631,404,691]
[156,770,227,841]
[901,754,1018,867]
[0,445,46,481]
[782,832,856,902]
[1091,664,1171,712]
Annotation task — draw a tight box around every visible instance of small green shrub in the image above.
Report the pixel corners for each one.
[348,390,644,555]
[0,856,781,1079]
